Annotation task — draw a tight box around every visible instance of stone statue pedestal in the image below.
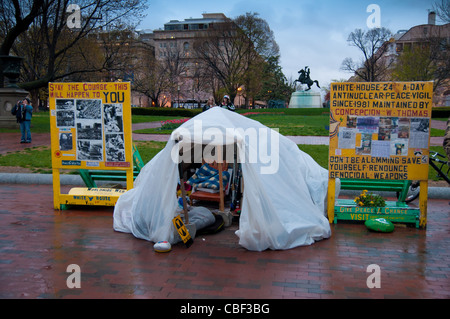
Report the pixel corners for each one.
[0,87,29,129]
[289,91,321,108]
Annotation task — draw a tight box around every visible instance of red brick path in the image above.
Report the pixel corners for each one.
[0,183,449,299]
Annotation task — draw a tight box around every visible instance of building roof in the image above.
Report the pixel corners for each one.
[395,23,450,42]
[163,13,228,30]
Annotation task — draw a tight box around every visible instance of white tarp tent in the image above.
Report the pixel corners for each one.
[113,107,331,251]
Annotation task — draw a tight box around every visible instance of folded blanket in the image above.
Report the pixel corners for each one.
[187,163,230,190]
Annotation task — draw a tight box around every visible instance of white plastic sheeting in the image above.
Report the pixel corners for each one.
[113,107,331,251]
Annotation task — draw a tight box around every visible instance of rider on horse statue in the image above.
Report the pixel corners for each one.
[295,66,320,91]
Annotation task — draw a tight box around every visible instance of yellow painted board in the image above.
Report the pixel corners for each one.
[48,82,133,209]
[329,81,433,181]
[60,188,127,207]
[327,81,433,227]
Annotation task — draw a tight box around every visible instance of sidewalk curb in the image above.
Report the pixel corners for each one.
[1,173,448,199]
[0,173,119,187]
[0,173,82,185]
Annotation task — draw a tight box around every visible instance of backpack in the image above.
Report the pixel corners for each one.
[11,104,18,116]
[196,213,225,235]
[12,104,24,122]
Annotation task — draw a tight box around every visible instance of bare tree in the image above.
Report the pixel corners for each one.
[161,44,188,106]
[132,41,170,107]
[1,0,148,93]
[193,19,247,101]
[193,12,280,106]
[234,12,279,106]
[234,12,279,59]
[0,0,45,56]
[341,27,392,82]
[132,40,189,107]
[433,0,450,23]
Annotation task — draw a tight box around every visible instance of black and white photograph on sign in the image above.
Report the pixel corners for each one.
[105,133,126,162]
[56,99,75,110]
[56,110,75,127]
[76,121,102,140]
[77,140,103,161]
[76,99,102,119]
[59,132,73,151]
[338,127,356,149]
[410,118,429,148]
[104,104,123,133]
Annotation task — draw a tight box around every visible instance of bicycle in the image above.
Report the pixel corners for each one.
[401,151,450,203]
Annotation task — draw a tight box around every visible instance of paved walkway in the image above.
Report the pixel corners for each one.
[0,183,449,299]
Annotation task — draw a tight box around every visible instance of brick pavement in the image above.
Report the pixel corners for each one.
[1,119,449,301]
[0,183,449,299]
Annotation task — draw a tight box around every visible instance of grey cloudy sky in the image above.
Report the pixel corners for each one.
[138,0,438,91]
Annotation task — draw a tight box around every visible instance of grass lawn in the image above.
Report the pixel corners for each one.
[236,114,330,136]
[1,111,447,137]
[0,112,53,133]
[0,142,330,172]
[1,141,447,182]
[0,146,52,173]
[0,111,448,182]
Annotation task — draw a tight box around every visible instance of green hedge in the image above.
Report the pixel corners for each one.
[132,107,202,117]
[236,108,330,116]
[131,107,450,118]
[132,106,330,117]
[431,107,450,119]
[131,106,450,118]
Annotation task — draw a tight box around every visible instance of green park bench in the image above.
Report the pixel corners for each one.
[79,144,145,188]
[335,178,420,228]
[339,178,412,203]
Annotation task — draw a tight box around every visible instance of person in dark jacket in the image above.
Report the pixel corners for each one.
[221,95,235,111]
[17,97,33,143]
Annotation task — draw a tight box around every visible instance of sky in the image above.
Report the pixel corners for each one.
[137,0,439,92]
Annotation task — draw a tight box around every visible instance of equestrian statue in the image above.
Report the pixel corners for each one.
[294,66,320,91]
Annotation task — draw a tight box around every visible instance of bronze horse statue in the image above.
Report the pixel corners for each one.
[295,66,320,91]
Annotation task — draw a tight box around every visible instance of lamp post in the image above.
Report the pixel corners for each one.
[177,85,180,108]
[0,55,23,88]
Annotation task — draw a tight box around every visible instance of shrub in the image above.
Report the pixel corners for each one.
[354,190,386,207]
[131,107,201,117]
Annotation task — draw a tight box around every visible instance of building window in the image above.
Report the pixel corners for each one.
[183,42,189,51]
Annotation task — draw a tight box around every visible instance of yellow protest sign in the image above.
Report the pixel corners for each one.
[49,82,133,209]
[172,215,193,248]
[329,81,433,181]
[327,81,433,228]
